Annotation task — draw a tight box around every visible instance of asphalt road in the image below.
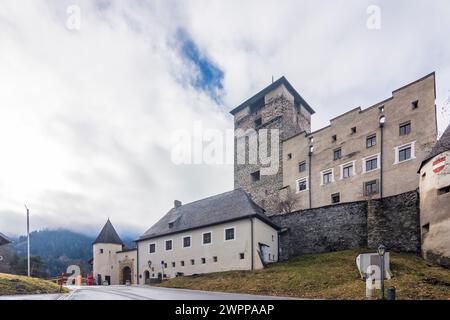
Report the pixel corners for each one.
[0,285,293,300]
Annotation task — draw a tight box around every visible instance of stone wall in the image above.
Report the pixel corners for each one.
[270,201,368,260]
[367,190,421,253]
[270,190,420,260]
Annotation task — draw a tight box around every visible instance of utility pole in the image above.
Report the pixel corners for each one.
[25,205,30,277]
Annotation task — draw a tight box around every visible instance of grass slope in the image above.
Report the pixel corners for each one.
[158,249,450,300]
[0,273,69,296]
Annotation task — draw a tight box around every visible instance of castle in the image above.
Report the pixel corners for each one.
[93,73,449,285]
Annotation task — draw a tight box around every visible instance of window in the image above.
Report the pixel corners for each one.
[351,127,357,134]
[332,135,337,142]
[399,146,412,162]
[172,262,176,268]
[251,171,261,182]
[365,157,378,172]
[239,253,245,260]
[299,161,306,173]
[183,236,191,248]
[165,240,173,251]
[364,180,379,196]
[225,228,235,241]
[181,261,185,267]
[254,117,262,128]
[149,243,156,254]
[322,170,333,185]
[164,263,167,268]
[394,142,416,164]
[287,153,292,160]
[297,177,308,192]
[422,223,430,234]
[190,259,195,265]
[342,163,354,179]
[379,105,384,113]
[399,121,411,136]
[99,249,104,254]
[438,186,450,195]
[412,100,419,109]
[366,135,376,148]
[334,148,342,160]
[202,232,212,245]
[331,193,340,204]
[213,256,218,263]
[201,258,206,264]
[168,222,174,228]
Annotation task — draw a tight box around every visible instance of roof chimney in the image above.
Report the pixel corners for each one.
[174,200,182,208]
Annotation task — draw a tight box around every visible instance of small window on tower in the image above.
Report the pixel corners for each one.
[351,127,356,134]
[332,135,337,142]
[287,153,292,160]
[412,100,419,109]
[331,193,341,204]
[251,171,261,182]
[99,249,104,254]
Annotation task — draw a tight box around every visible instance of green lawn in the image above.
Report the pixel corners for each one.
[158,249,450,300]
[0,273,69,296]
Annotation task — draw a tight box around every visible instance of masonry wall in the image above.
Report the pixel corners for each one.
[270,191,420,260]
[271,201,368,260]
[367,191,421,253]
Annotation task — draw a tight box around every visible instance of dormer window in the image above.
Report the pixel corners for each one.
[254,117,262,128]
[168,222,174,228]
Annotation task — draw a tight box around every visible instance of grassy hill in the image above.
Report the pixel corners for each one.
[0,273,69,296]
[158,249,450,300]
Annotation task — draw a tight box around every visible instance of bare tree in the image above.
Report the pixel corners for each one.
[277,188,297,213]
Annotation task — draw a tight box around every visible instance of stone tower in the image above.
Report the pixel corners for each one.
[230,77,315,213]
[92,219,124,285]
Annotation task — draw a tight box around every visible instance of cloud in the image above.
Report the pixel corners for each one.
[0,0,449,236]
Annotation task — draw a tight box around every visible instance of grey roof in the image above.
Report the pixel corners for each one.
[0,232,11,246]
[230,76,315,116]
[93,219,124,246]
[419,124,450,171]
[138,189,280,241]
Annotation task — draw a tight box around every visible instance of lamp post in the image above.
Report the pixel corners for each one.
[161,260,165,280]
[379,115,385,199]
[377,244,386,299]
[308,145,314,209]
[25,205,30,277]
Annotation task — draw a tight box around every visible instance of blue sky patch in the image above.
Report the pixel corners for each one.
[177,29,224,102]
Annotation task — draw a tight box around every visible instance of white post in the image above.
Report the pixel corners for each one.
[25,205,30,277]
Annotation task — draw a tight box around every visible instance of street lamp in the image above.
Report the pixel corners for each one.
[379,115,386,128]
[379,115,386,198]
[377,244,386,299]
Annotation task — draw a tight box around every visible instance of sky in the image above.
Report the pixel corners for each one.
[1,0,449,237]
